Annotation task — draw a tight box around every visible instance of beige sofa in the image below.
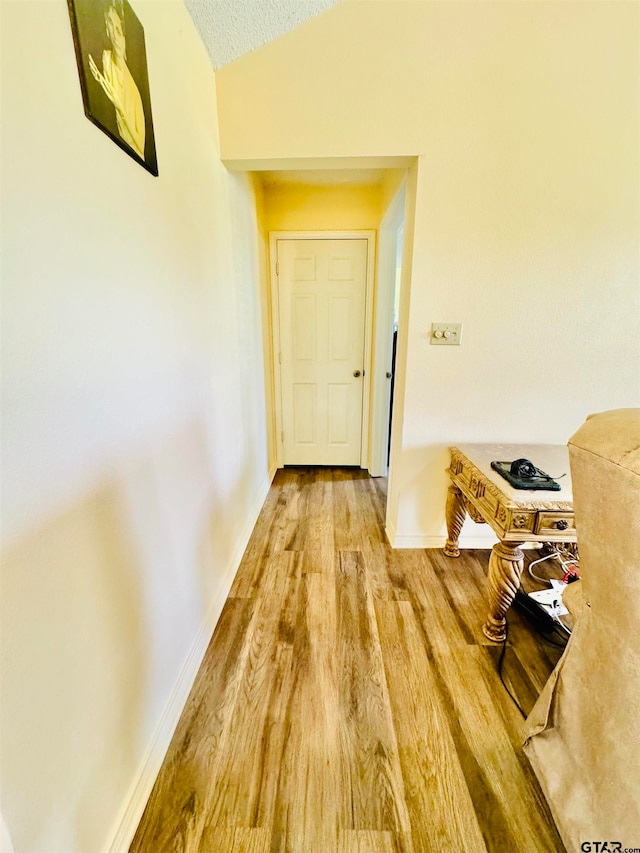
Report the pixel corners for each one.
[524,409,640,852]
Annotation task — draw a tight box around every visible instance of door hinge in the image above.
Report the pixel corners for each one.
[281,430,284,443]
[278,351,282,364]
[276,261,279,276]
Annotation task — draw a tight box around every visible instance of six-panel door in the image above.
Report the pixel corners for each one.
[277,238,368,465]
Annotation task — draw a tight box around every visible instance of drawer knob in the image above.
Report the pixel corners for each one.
[555,519,569,530]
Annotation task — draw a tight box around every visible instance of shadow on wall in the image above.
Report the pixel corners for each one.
[1,470,149,852]
[0,411,268,852]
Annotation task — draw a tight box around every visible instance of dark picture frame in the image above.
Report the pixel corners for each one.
[67,0,158,175]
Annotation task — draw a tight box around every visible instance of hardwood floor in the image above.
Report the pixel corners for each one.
[129,468,565,853]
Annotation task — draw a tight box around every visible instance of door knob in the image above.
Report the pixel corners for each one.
[353,370,361,377]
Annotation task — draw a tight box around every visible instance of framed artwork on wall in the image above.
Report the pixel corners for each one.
[67,0,158,175]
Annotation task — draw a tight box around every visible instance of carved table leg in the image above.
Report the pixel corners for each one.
[444,484,466,557]
[482,541,524,642]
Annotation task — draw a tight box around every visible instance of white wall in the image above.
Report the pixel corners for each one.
[1,2,269,850]
[217,0,640,545]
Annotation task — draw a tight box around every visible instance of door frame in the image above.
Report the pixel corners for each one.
[269,230,376,470]
[369,180,406,477]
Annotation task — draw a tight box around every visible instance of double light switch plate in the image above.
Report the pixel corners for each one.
[430,322,462,345]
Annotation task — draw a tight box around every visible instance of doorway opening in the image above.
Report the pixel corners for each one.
[369,182,405,477]
[256,167,410,485]
[388,222,404,466]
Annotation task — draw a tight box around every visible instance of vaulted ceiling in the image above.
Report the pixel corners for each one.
[185,0,341,70]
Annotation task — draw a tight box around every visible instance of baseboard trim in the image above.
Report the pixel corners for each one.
[384,518,397,547]
[388,532,498,550]
[107,469,274,853]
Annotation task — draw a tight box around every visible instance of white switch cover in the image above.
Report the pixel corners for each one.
[430,322,462,345]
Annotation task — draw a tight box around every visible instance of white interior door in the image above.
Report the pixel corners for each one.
[277,238,368,465]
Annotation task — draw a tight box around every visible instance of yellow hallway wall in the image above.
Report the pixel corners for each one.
[260,179,383,469]
[217,0,640,545]
[262,181,383,232]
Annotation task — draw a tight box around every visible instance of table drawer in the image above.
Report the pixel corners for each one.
[534,511,576,536]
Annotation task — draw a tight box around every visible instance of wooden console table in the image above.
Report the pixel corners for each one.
[445,444,576,642]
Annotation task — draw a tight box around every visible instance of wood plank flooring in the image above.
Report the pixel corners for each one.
[129,468,565,853]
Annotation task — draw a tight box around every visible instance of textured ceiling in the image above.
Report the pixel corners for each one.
[185,0,342,70]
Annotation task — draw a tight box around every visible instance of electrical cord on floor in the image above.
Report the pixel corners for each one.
[527,547,580,585]
[528,551,561,584]
[553,619,572,638]
[498,619,528,719]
